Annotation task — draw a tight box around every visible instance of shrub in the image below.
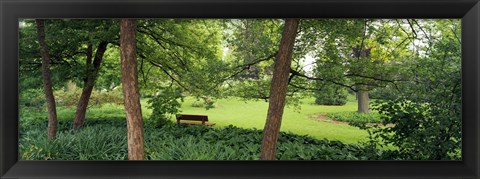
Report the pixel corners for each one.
[327,111,383,124]
[371,100,461,160]
[191,100,205,108]
[147,87,184,128]
[314,84,348,106]
[191,96,216,109]
[19,89,46,112]
[54,86,123,108]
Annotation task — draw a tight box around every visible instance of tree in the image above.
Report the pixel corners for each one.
[135,19,228,122]
[224,19,388,115]
[288,19,412,113]
[70,20,119,129]
[225,19,282,81]
[20,19,119,129]
[351,46,374,113]
[120,19,144,160]
[260,19,300,160]
[221,20,282,101]
[35,19,58,140]
[137,20,225,89]
[73,41,108,129]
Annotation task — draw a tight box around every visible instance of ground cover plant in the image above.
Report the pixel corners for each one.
[327,112,383,124]
[20,116,382,160]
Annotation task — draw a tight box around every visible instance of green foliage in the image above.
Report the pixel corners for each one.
[227,79,270,100]
[19,83,124,112]
[314,83,348,106]
[20,119,381,160]
[368,87,397,100]
[224,19,281,79]
[137,19,228,99]
[94,47,122,90]
[361,19,462,160]
[20,95,368,143]
[327,111,383,124]
[19,19,462,161]
[190,96,216,109]
[54,84,123,108]
[190,100,205,108]
[371,100,460,160]
[147,87,184,127]
[19,19,120,91]
[295,19,411,101]
[222,19,283,101]
[19,89,46,112]
[20,124,128,160]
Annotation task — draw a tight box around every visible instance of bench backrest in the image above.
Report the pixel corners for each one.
[176,114,208,124]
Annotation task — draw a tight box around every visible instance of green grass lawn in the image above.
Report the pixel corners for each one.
[162,95,368,144]
[31,94,369,144]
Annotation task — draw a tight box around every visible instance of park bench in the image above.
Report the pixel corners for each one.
[176,114,216,126]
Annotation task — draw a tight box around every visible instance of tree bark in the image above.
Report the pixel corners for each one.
[260,19,300,160]
[357,90,370,113]
[73,41,108,130]
[36,19,58,140]
[120,19,145,160]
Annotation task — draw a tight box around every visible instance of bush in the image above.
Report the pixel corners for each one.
[147,87,184,127]
[19,89,46,112]
[327,111,383,124]
[371,100,461,160]
[191,100,205,108]
[314,84,348,106]
[191,96,216,109]
[54,85,123,108]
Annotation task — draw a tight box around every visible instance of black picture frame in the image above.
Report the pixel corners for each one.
[1,0,479,178]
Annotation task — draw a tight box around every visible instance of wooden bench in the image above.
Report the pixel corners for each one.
[176,114,216,126]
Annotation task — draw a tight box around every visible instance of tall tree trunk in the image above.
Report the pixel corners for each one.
[36,19,57,140]
[357,90,370,113]
[73,41,108,130]
[120,19,145,160]
[260,19,299,160]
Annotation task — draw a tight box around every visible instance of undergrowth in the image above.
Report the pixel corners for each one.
[19,117,385,160]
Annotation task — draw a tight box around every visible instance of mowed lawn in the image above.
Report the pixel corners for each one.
[52,95,368,144]
[160,95,368,144]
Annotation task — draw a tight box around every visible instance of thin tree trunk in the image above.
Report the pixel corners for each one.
[260,19,300,160]
[36,19,57,140]
[357,90,370,113]
[120,19,145,160]
[73,41,108,130]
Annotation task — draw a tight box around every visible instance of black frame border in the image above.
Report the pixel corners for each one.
[1,0,479,178]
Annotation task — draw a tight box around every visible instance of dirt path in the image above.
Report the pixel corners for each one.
[309,114,395,127]
[310,114,350,125]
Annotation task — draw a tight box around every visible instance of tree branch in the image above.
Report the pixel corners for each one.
[137,28,190,71]
[147,60,189,91]
[289,68,357,92]
[223,52,278,81]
